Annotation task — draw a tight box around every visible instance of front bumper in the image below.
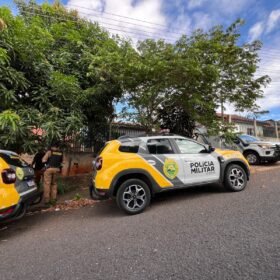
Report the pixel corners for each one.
[260,146,280,161]
[0,189,43,223]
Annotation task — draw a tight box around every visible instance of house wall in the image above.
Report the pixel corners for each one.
[62,152,93,176]
[233,122,264,137]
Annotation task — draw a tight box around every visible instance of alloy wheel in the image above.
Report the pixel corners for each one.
[246,153,257,164]
[123,184,146,211]
[229,168,245,190]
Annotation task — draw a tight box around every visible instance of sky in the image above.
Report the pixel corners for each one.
[1,0,280,120]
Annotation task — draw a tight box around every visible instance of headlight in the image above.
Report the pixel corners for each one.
[258,144,273,149]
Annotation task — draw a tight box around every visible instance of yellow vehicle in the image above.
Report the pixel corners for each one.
[0,150,42,223]
[90,134,250,214]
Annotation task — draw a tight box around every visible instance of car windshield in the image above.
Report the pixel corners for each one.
[0,152,29,167]
[239,135,259,143]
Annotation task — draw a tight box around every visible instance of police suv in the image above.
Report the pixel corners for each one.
[0,150,42,222]
[90,134,250,215]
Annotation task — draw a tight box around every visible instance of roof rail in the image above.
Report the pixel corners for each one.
[118,133,179,139]
[117,135,139,139]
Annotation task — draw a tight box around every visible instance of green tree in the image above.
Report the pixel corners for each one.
[123,20,270,136]
[0,1,127,152]
[122,39,175,132]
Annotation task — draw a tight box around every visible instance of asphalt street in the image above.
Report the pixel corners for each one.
[1,166,280,280]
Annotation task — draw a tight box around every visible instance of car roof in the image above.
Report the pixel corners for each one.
[118,134,192,142]
[0,149,18,156]
[139,135,188,140]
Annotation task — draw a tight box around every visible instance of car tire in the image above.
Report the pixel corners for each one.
[244,151,260,165]
[116,179,151,215]
[224,164,247,192]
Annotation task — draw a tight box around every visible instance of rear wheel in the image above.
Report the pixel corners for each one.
[224,164,247,192]
[116,179,151,215]
[244,151,260,165]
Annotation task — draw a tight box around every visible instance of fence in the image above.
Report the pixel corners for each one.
[263,126,277,138]
[67,122,146,154]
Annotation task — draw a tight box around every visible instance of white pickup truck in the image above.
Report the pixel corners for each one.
[196,134,280,165]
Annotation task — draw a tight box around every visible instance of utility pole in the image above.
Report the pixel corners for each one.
[275,121,279,140]
[220,94,224,123]
[253,118,258,137]
[109,122,112,141]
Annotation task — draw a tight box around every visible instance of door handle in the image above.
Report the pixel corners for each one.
[147,160,156,166]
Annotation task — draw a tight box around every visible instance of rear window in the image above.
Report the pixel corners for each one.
[119,142,139,153]
[0,153,29,167]
[147,139,174,154]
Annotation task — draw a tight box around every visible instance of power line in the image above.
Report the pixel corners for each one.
[18,10,175,42]
[17,3,183,38]
[17,8,177,42]
[17,4,184,40]
[68,3,168,28]
[16,4,280,54]
[69,8,185,37]
[11,5,280,84]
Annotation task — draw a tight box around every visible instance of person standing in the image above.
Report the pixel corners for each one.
[42,142,64,205]
[32,149,45,186]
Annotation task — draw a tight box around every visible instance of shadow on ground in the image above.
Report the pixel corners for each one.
[86,183,225,219]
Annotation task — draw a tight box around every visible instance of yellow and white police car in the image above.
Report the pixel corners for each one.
[90,134,250,214]
[0,150,42,223]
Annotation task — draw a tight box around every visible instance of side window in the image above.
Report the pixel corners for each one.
[147,139,174,154]
[175,139,207,154]
[119,141,139,153]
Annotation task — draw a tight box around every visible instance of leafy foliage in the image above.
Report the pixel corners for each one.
[123,20,270,136]
[0,2,270,151]
[0,1,125,152]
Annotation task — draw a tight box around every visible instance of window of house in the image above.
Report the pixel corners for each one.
[247,128,254,135]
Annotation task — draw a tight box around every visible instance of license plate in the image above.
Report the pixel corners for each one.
[27,180,35,187]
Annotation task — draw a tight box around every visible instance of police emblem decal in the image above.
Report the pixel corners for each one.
[16,167,24,180]
[163,159,179,179]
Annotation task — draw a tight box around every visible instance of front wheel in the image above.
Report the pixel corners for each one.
[116,179,151,215]
[224,164,247,192]
[244,151,260,165]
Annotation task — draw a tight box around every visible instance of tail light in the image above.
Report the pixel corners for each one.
[0,206,15,217]
[1,169,16,184]
[95,157,103,171]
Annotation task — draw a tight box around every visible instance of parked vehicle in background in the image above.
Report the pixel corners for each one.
[0,150,42,223]
[196,133,280,165]
[90,134,250,214]
[234,135,280,165]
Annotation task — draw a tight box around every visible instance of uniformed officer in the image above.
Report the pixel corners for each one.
[32,148,46,186]
[42,142,64,205]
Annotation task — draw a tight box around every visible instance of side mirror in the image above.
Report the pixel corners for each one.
[208,145,215,153]
[233,139,240,144]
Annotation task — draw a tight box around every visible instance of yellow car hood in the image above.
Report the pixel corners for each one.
[215,148,250,167]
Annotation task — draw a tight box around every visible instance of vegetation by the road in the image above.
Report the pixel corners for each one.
[0,1,270,152]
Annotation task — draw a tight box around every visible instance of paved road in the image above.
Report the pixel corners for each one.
[1,166,280,280]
